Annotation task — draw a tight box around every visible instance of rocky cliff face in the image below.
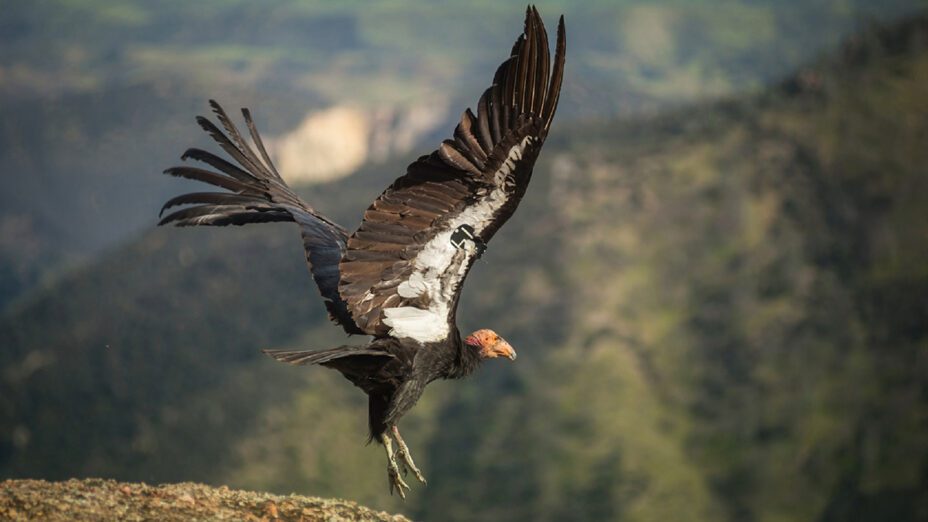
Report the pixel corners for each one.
[0,479,410,522]
[269,100,449,185]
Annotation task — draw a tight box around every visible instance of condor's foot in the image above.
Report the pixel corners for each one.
[392,425,427,485]
[380,433,410,499]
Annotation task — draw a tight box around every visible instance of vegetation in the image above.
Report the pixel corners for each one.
[1,0,924,309]
[4,0,920,107]
[1,6,927,522]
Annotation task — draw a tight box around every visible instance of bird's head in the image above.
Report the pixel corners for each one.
[464,329,517,361]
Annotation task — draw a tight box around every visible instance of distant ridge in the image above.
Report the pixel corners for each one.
[3,11,928,521]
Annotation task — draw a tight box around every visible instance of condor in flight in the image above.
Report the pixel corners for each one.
[159,6,565,498]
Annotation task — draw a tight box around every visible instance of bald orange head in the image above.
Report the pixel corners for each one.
[464,329,517,361]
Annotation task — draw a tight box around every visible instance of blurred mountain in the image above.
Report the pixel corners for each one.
[2,8,928,522]
[5,1,922,107]
[1,0,925,310]
[0,89,447,310]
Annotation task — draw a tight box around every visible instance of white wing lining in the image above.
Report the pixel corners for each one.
[381,136,535,342]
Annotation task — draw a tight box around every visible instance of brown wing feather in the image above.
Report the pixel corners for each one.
[339,8,566,338]
[160,101,361,334]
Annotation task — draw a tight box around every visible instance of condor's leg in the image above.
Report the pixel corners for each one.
[380,433,410,499]
[392,425,426,485]
[378,380,427,496]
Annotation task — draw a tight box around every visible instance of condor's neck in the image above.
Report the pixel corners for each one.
[446,330,482,379]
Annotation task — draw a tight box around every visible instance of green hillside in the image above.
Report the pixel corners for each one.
[2,13,927,522]
[1,0,925,310]
[5,0,921,109]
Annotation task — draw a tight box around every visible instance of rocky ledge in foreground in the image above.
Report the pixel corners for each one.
[0,478,410,522]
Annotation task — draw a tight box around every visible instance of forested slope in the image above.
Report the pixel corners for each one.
[2,14,926,522]
[2,0,921,309]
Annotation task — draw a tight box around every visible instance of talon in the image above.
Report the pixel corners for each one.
[381,432,411,499]
[392,426,427,485]
[398,449,426,485]
[388,464,410,499]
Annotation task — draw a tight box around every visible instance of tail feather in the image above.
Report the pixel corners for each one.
[263,346,393,366]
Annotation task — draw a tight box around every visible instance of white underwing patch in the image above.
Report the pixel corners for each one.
[382,306,448,341]
[397,272,428,298]
[383,136,534,343]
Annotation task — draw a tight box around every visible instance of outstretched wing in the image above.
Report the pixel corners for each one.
[159,101,363,334]
[338,7,565,342]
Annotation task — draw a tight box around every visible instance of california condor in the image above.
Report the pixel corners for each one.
[158,6,565,498]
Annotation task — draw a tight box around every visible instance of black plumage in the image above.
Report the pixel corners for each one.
[158,6,565,498]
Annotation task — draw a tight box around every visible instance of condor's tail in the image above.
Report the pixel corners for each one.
[159,100,362,334]
[263,346,393,366]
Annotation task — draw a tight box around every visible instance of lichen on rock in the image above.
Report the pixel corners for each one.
[0,478,410,522]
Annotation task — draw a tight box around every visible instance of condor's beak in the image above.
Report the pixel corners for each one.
[495,340,517,361]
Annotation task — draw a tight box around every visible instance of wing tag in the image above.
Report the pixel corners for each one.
[450,224,476,249]
[450,224,487,258]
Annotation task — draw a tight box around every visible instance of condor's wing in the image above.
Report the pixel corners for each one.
[158,101,363,334]
[338,7,565,342]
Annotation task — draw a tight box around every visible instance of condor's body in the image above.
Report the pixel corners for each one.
[159,6,565,497]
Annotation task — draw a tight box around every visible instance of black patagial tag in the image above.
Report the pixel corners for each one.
[450,224,476,250]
